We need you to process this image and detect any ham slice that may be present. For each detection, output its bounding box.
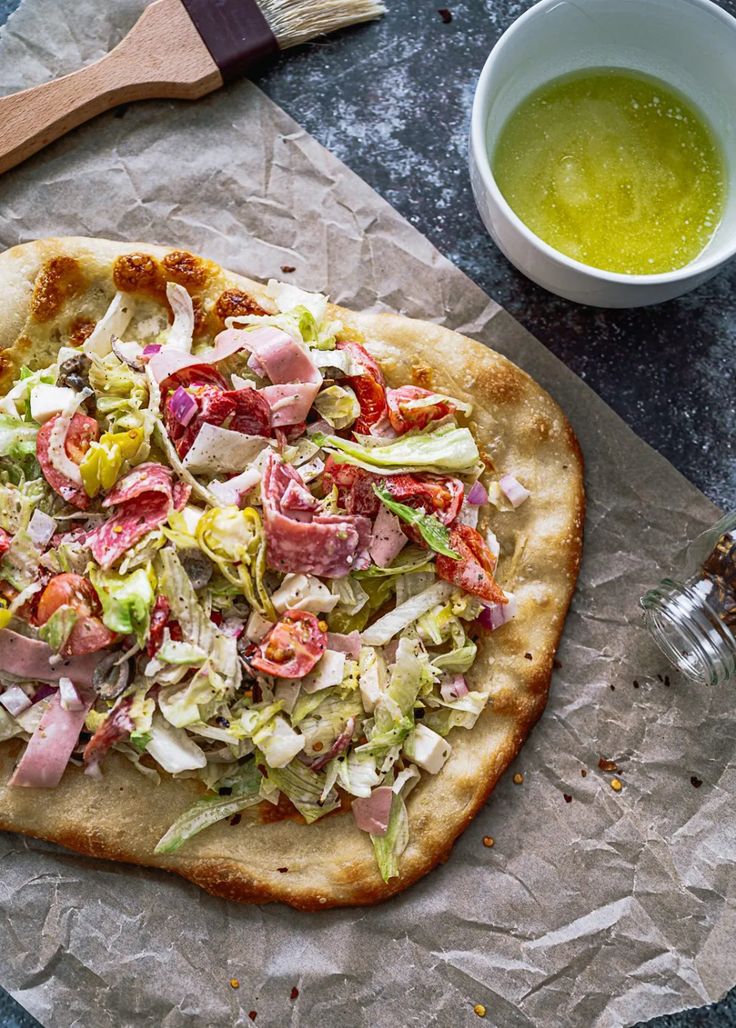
[87,463,190,569]
[9,690,92,789]
[0,629,101,685]
[262,454,370,579]
[352,785,394,835]
[260,383,319,427]
[326,631,362,658]
[237,328,321,388]
[369,504,407,567]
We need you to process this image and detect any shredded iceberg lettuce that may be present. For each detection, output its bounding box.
[314,424,480,476]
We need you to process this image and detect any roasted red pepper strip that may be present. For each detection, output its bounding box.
[436,525,507,605]
[336,341,387,434]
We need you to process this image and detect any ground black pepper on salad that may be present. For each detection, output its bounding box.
[0,276,530,881]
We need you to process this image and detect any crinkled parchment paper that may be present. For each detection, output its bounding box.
[0,2,733,1026]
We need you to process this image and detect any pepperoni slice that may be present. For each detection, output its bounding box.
[337,341,387,434]
[436,525,507,605]
[251,610,327,678]
[36,413,99,510]
[386,385,456,434]
[35,573,116,656]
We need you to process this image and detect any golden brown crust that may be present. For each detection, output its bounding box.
[0,237,585,909]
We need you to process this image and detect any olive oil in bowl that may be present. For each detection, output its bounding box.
[492,69,726,275]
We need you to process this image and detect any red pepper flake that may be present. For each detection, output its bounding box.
[656,673,664,683]
[664,674,671,687]
[563,793,572,803]
[248,1012,257,1022]
[277,867,289,873]
[524,652,532,660]
[281,265,296,273]
[512,772,524,785]
[482,835,494,848]
[290,987,299,1001]
[598,757,619,773]
[690,775,703,788]
[437,7,453,22]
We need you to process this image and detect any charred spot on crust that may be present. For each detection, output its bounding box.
[214,288,269,326]
[191,295,210,338]
[475,362,525,405]
[30,256,85,322]
[162,249,210,289]
[112,252,165,299]
[411,362,434,390]
[68,317,95,347]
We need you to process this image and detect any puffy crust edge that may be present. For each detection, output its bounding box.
[0,237,584,909]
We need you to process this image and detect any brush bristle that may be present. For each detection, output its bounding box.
[259,0,386,49]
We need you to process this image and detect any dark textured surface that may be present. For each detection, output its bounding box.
[0,0,734,1026]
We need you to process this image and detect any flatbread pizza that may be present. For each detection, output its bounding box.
[0,237,583,909]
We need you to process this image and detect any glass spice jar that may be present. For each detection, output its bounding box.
[641,512,736,685]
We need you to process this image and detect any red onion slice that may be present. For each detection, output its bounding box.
[478,591,517,631]
[0,685,32,716]
[168,386,198,426]
[499,474,530,508]
[440,674,469,702]
[466,480,488,505]
[111,337,144,371]
[58,676,85,711]
[28,509,57,548]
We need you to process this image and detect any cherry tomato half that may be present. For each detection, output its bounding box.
[337,341,387,434]
[435,525,507,605]
[386,385,456,434]
[36,413,100,510]
[36,573,116,656]
[321,455,381,517]
[251,610,327,678]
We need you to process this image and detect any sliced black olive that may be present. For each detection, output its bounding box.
[57,353,92,391]
[179,547,213,591]
[92,650,132,700]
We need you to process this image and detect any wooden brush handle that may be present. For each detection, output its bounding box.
[0,0,222,176]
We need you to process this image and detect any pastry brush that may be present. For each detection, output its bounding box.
[0,0,385,175]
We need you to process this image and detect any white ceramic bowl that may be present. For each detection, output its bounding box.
[469,0,736,308]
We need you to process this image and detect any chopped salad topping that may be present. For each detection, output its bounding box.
[0,276,530,881]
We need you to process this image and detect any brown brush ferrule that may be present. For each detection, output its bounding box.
[180,0,279,82]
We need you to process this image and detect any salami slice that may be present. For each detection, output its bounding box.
[83,695,134,772]
[262,454,371,578]
[88,463,189,568]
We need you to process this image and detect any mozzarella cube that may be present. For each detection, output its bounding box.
[359,650,387,714]
[272,573,338,614]
[30,384,77,424]
[402,724,452,774]
[302,650,346,694]
[256,715,304,768]
[246,609,274,644]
